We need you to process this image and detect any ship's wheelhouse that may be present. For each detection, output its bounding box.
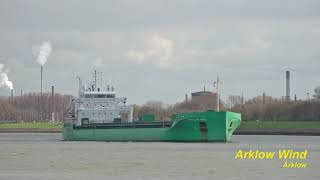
[73,75,133,125]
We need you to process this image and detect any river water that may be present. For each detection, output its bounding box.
[0,133,319,180]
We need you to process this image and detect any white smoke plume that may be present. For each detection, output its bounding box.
[0,64,13,90]
[34,41,52,66]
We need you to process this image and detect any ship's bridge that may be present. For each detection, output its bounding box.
[83,91,116,99]
[73,73,133,125]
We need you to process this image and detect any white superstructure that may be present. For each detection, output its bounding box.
[73,72,133,125]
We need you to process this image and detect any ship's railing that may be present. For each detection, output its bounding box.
[74,121,172,129]
[64,118,77,124]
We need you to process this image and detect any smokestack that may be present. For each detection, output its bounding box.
[286,70,290,101]
[185,94,188,102]
[51,85,54,96]
[11,89,14,101]
[41,66,43,95]
[34,41,52,95]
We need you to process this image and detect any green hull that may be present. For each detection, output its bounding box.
[63,111,241,142]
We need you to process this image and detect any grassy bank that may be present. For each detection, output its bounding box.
[239,121,320,129]
[0,123,62,129]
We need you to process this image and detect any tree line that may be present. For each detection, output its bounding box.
[0,93,71,122]
[229,94,320,121]
[0,86,319,122]
[133,86,320,121]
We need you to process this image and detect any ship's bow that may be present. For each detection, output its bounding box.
[225,112,241,141]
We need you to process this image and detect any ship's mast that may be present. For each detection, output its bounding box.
[77,76,82,97]
[94,70,97,91]
[214,76,222,112]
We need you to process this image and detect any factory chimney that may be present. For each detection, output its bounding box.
[286,70,290,101]
[11,89,14,101]
[41,66,43,95]
[51,85,54,96]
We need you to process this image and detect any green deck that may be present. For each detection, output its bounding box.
[63,111,241,142]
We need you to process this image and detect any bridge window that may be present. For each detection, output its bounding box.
[95,94,107,98]
[107,94,115,98]
[85,94,93,98]
[85,94,115,98]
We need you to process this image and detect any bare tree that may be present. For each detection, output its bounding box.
[0,93,72,123]
[313,86,320,100]
[227,95,242,108]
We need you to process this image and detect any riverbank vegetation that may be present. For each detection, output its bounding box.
[0,86,319,123]
[0,93,71,123]
[133,86,320,122]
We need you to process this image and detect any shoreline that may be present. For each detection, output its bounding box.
[0,128,320,136]
[234,128,320,136]
[0,128,61,133]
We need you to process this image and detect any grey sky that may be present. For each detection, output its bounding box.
[0,0,319,104]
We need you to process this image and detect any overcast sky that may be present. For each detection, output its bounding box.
[0,0,319,104]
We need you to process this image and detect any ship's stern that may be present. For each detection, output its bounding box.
[62,118,76,140]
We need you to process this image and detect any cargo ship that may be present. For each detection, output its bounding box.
[63,72,241,142]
